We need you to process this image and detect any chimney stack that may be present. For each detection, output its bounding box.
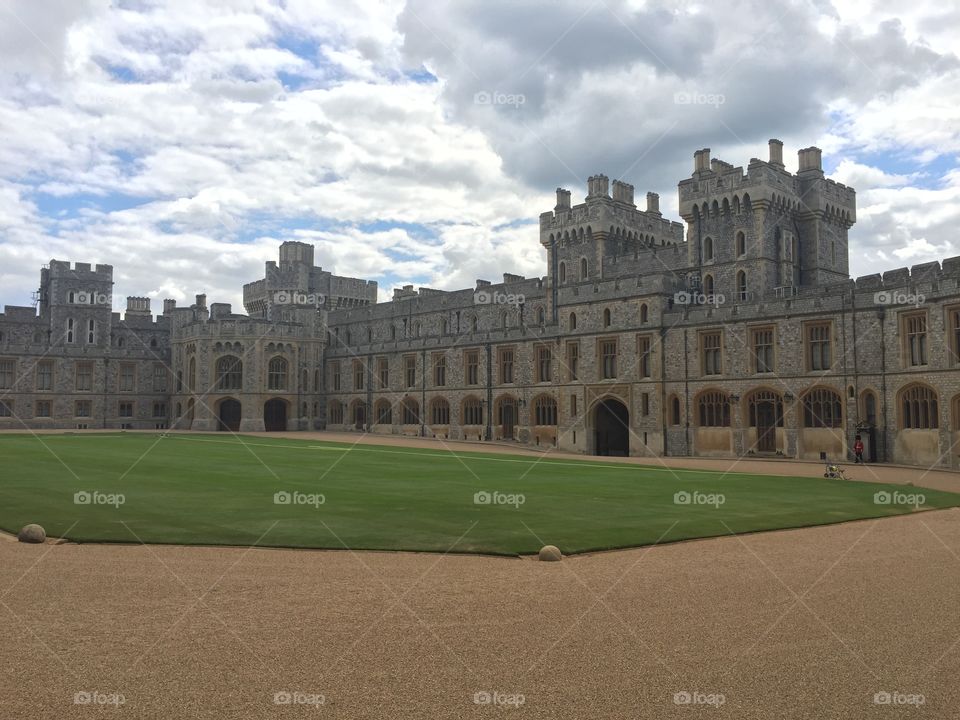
[646,192,661,214]
[693,148,711,173]
[163,299,176,314]
[555,188,571,211]
[768,138,784,167]
[798,146,823,174]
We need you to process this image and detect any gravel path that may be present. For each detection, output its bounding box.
[3,508,959,719]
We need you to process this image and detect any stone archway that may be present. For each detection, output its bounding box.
[594,398,629,456]
[217,398,241,432]
[264,398,288,432]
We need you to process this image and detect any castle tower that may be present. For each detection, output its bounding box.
[40,260,114,348]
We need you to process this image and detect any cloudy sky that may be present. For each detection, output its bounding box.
[0,0,958,313]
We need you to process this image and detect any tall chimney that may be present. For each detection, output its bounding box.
[694,148,712,173]
[646,192,661,214]
[798,146,823,173]
[163,299,176,314]
[768,138,784,167]
[555,188,571,211]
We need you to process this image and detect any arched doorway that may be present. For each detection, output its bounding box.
[217,398,241,432]
[594,398,629,456]
[264,398,288,432]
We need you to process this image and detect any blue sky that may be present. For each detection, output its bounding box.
[0,0,958,312]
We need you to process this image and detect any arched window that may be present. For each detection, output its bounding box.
[440,318,448,335]
[697,391,730,427]
[267,356,288,390]
[736,271,747,300]
[736,231,745,256]
[670,395,681,426]
[401,398,420,425]
[703,274,715,297]
[537,307,545,325]
[472,315,479,332]
[603,308,611,328]
[463,397,483,425]
[580,257,588,280]
[375,399,392,425]
[569,312,577,330]
[66,318,75,343]
[533,395,558,425]
[87,319,96,344]
[216,356,242,391]
[188,357,196,391]
[802,388,842,428]
[862,390,878,425]
[431,398,450,424]
[559,262,566,283]
[900,384,938,429]
[704,236,713,261]
[640,304,648,323]
[314,369,320,392]
[328,401,344,424]
[500,311,509,329]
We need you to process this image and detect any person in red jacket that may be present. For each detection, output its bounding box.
[853,434,864,464]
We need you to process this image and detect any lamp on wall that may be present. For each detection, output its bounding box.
[784,391,794,403]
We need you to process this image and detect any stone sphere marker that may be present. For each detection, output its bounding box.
[17,524,46,544]
[538,545,562,562]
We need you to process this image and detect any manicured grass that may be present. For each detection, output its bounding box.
[0,432,957,555]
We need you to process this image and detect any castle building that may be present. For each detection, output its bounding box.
[2,141,959,469]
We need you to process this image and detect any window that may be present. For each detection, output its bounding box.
[216,356,242,391]
[638,335,652,378]
[0,359,14,389]
[0,400,12,417]
[314,369,320,392]
[268,357,288,390]
[536,307,545,326]
[751,327,774,373]
[329,361,341,391]
[640,304,648,323]
[580,258,588,279]
[736,231,745,257]
[351,401,366,426]
[559,262,566,283]
[903,313,928,366]
[670,395,681,425]
[188,357,196,391]
[118,402,134,418]
[471,315,479,332]
[440,318,448,335]
[66,318,75,343]
[703,274,715,297]
[433,354,446,386]
[36,400,52,418]
[463,397,483,425]
[75,400,91,418]
[566,342,579,381]
[950,308,960,363]
[153,364,167,393]
[697,391,730,427]
[536,346,552,383]
[152,402,167,418]
[569,312,577,330]
[405,356,416,388]
[641,392,650,416]
[701,331,722,375]
[465,351,479,386]
[533,395,557,425]
[36,361,53,391]
[900,385,938,429]
[431,398,450,424]
[570,394,577,417]
[600,339,617,379]
[737,271,747,301]
[748,391,784,427]
[603,308,612,327]
[401,398,420,425]
[353,360,365,390]
[328,401,344,424]
[862,390,878,425]
[499,348,514,384]
[119,363,136,392]
[75,362,93,392]
[375,400,392,425]
[807,323,832,371]
[802,388,842,428]
[704,236,713,261]
[87,319,95,344]
[378,358,389,389]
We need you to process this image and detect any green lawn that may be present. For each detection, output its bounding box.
[0,432,956,556]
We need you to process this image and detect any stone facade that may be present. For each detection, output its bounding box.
[2,142,959,469]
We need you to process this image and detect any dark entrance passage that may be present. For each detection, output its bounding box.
[756,401,777,452]
[264,398,287,432]
[594,398,629,456]
[217,399,241,432]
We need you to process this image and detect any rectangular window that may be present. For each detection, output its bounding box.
[75,361,93,392]
[807,323,832,371]
[536,346,552,383]
[0,400,12,417]
[87,319,96,344]
[329,362,341,391]
[0,359,16,389]
[153,364,167,392]
[433,354,446,386]
[465,351,479,386]
[119,363,135,392]
[566,342,579,381]
[353,361,365,390]
[378,358,389,389]
[152,402,167,418]
[66,318,75,343]
[36,361,54,391]
[642,392,650,416]
[600,339,617,379]
[405,356,417,388]
[951,308,960,364]
[701,331,722,376]
[751,327,774,373]
[36,400,51,418]
[118,402,134,418]
[570,394,577,417]
[904,313,928,366]
[75,400,91,418]
[637,335,652,379]
[499,348,514,384]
